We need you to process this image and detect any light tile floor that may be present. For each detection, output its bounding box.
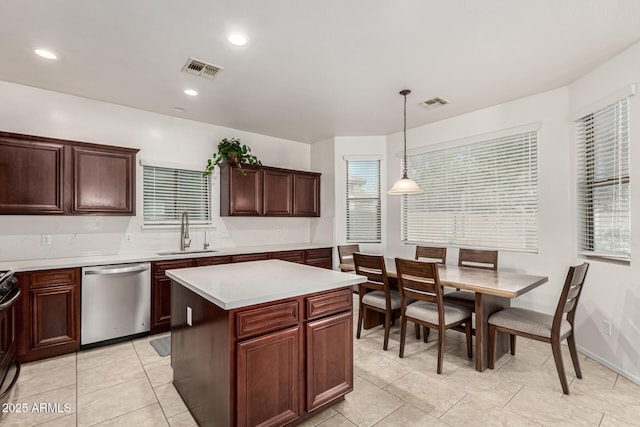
[3,297,640,426]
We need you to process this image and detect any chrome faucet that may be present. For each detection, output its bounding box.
[204,231,210,250]
[180,211,191,251]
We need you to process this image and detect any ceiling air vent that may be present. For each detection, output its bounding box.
[420,97,449,109]
[181,57,223,80]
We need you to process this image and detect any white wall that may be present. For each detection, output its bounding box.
[567,41,640,381]
[0,81,312,261]
[334,136,388,256]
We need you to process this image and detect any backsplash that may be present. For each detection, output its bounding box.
[0,215,314,262]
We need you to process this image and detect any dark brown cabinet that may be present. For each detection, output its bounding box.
[72,146,136,214]
[0,131,138,215]
[15,268,81,363]
[293,172,321,217]
[305,248,333,269]
[236,326,301,426]
[171,281,352,427]
[151,259,193,334]
[232,253,270,263]
[220,162,321,217]
[0,135,64,213]
[263,168,293,216]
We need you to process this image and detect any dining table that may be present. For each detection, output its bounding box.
[340,257,548,372]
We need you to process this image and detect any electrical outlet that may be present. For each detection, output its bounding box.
[220,231,232,239]
[41,235,51,246]
[603,320,612,336]
[125,233,133,242]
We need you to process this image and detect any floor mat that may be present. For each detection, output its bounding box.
[149,336,171,357]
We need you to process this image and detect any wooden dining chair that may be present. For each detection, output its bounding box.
[443,248,499,311]
[415,246,447,264]
[338,244,360,272]
[487,263,589,395]
[395,258,473,374]
[353,252,401,350]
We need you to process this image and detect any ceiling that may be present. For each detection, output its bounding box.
[1,1,639,143]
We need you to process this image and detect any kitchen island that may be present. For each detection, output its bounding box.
[167,260,365,427]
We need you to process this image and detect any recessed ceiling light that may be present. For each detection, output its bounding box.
[34,49,57,60]
[228,33,248,47]
[174,106,186,112]
[184,89,198,96]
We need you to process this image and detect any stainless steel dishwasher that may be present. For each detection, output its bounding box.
[81,262,151,347]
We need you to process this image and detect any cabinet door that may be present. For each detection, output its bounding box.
[221,164,262,216]
[0,135,64,214]
[237,326,301,427]
[151,259,193,334]
[151,276,172,334]
[263,168,293,216]
[306,312,353,411]
[293,172,320,217]
[31,284,80,352]
[72,146,136,214]
[306,248,333,270]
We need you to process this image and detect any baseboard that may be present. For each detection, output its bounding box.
[577,344,640,385]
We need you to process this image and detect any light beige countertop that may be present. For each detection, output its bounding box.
[167,259,364,309]
[0,243,333,272]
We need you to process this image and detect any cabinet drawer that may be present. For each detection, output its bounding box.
[232,253,270,263]
[30,268,77,289]
[153,259,193,276]
[236,301,300,340]
[194,256,232,267]
[306,289,352,320]
[270,250,305,263]
[306,248,332,260]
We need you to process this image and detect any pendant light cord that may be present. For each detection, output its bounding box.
[402,90,408,179]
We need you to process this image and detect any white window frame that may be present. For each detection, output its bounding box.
[576,92,632,261]
[401,126,539,252]
[141,160,212,227]
[345,156,382,243]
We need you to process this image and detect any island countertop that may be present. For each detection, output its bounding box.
[166,259,365,310]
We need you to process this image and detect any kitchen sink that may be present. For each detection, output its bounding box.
[156,249,218,256]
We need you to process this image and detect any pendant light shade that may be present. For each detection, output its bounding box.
[388,89,422,195]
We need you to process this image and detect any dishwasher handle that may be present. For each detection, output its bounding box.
[84,263,150,276]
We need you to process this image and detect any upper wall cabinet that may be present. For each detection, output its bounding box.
[220,163,320,217]
[0,131,138,215]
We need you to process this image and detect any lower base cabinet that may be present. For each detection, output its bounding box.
[172,283,353,427]
[237,327,301,427]
[15,268,81,363]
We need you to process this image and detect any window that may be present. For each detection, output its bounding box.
[346,159,381,242]
[576,97,630,261]
[142,163,211,226]
[401,130,538,251]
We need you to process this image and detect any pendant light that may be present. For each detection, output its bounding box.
[388,89,423,195]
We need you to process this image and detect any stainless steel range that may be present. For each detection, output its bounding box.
[0,270,20,403]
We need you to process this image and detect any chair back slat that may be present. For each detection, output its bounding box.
[415,246,447,264]
[338,244,360,266]
[353,253,388,293]
[554,263,589,327]
[458,248,498,270]
[395,258,443,315]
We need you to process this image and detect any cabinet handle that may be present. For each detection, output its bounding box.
[84,264,150,276]
[0,288,21,310]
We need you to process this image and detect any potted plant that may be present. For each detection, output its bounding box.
[203,137,262,176]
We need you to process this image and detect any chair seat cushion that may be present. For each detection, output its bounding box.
[443,290,475,303]
[488,307,572,339]
[405,300,471,326]
[362,289,402,310]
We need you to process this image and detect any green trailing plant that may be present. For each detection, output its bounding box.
[203,137,262,176]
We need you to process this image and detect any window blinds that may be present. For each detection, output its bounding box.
[346,159,381,242]
[401,131,538,251]
[143,165,211,225]
[576,97,630,260]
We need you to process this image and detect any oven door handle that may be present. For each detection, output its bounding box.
[84,264,150,276]
[0,288,21,311]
